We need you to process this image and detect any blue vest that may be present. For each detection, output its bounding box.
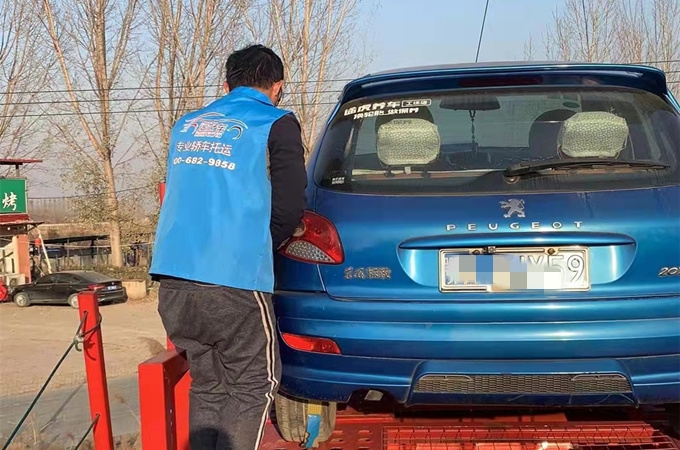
[150,87,290,293]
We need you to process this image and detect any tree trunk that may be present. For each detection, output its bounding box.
[103,161,123,267]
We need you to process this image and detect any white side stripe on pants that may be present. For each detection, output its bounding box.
[253,291,278,450]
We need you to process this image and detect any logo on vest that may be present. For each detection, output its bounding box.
[181,112,248,139]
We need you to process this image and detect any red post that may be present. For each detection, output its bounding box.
[78,291,114,450]
[174,370,191,448]
[138,349,190,450]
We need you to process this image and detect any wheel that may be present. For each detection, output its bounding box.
[14,293,30,307]
[68,294,79,309]
[274,393,336,446]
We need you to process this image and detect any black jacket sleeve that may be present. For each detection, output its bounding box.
[268,113,308,250]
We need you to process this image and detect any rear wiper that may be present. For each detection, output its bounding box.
[503,158,670,178]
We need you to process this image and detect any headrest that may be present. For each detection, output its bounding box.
[375,107,434,132]
[376,118,440,166]
[557,111,629,158]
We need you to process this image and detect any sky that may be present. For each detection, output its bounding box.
[29,0,564,199]
[364,0,561,73]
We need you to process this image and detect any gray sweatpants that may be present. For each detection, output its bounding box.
[157,277,281,450]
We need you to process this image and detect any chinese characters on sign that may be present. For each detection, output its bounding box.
[343,99,432,120]
[176,141,232,156]
[0,179,27,214]
[2,192,17,211]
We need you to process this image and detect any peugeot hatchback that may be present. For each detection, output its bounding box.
[271,62,680,444]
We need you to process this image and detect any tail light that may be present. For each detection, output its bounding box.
[281,332,341,355]
[279,211,344,264]
[88,284,105,291]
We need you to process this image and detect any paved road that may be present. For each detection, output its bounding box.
[0,375,140,446]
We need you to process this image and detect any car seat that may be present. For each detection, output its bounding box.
[528,109,577,160]
[557,111,629,158]
[374,106,435,132]
[375,117,441,177]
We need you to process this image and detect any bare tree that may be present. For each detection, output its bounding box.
[39,0,142,267]
[524,35,536,61]
[638,0,680,92]
[541,0,679,95]
[544,0,618,62]
[138,0,248,174]
[246,0,377,154]
[0,0,52,165]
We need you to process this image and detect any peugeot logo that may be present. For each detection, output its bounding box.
[500,199,526,218]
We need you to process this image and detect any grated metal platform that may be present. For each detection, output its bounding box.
[138,349,680,450]
[259,408,680,450]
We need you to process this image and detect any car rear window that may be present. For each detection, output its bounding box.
[78,271,117,283]
[314,86,680,194]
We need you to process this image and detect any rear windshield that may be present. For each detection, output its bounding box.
[78,271,117,283]
[314,86,680,194]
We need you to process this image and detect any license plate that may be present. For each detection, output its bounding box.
[106,285,118,291]
[439,246,590,292]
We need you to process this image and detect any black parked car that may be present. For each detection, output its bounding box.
[12,270,128,308]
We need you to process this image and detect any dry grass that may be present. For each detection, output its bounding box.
[138,336,165,358]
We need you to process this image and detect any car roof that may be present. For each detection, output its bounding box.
[49,270,110,278]
[362,61,572,77]
[339,61,669,103]
[356,60,665,80]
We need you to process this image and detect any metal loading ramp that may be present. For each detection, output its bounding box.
[138,349,680,450]
[259,408,680,450]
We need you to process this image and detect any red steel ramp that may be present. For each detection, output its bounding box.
[139,349,680,450]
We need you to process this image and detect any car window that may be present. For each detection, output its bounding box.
[54,274,79,284]
[78,271,116,283]
[315,86,680,195]
[36,274,57,284]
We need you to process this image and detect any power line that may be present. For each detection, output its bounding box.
[0,90,344,108]
[4,77,680,118]
[0,102,340,119]
[2,60,678,99]
[2,58,679,97]
[29,184,156,200]
[0,78,354,97]
[634,59,680,65]
[475,0,491,63]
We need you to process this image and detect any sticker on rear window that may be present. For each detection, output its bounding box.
[342,99,431,120]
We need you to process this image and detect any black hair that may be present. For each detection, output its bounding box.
[225,44,284,90]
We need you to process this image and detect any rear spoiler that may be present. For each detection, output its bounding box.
[339,63,669,104]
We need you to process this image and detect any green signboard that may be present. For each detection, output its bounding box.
[0,179,27,214]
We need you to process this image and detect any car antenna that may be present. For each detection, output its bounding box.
[475,0,491,63]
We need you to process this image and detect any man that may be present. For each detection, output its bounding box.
[150,44,307,449]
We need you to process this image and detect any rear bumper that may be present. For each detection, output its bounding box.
[96,288,128,303]
[273,291,680,406]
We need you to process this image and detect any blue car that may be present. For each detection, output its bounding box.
[272,62,680,443]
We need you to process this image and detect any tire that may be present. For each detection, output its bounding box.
[14,293,30,307]
[68,294,79,309]
[274,393,336,446]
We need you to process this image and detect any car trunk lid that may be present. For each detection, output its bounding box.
[313,185,680,301]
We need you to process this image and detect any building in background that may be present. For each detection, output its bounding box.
[0,159,43,296]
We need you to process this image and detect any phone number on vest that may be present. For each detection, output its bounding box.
[172,156,236,170]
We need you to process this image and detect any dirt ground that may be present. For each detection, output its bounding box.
[0,295,167,397]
